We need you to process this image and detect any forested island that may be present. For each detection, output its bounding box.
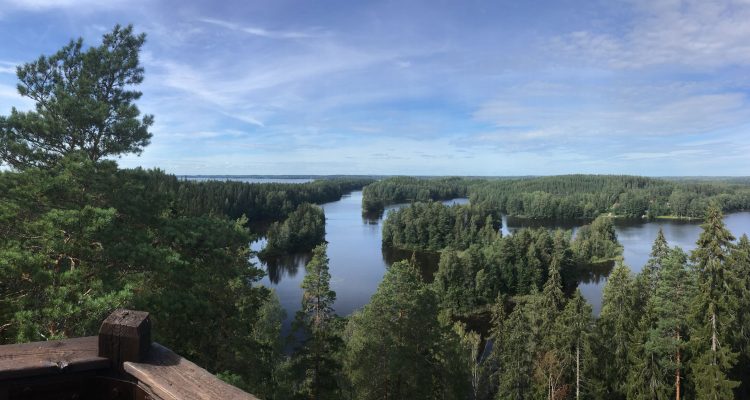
[364,175,750,220]
[2,25,750,400]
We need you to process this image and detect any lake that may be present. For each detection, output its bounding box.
[255,190,750,333]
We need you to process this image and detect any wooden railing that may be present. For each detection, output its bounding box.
[0,309,259,400]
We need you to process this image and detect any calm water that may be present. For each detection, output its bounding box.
[256,190,750,331]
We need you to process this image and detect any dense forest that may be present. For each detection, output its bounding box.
[173,177,373,222]
[261,203,326,257]
[363,175,750,220]
[3,25,750,400]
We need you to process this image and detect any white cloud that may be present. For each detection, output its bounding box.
[197,18,328,40]
[0,0,131,11]
[473,84,750,140]
[553,0,750,69]
[619,149,706,160]
[0,61,16,74]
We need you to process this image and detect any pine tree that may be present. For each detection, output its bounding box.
[292,244,342,400]
[0,25,153,169]
[690,205,739,399]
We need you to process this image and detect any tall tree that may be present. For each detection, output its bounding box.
[290,244,342,400]
[644,228,670,285]
[556,290,593,400]
[0,25,153,169]
[730,234,750,398]
[690,205,739,399]
[595,262,637,399]
[345,260,468,400]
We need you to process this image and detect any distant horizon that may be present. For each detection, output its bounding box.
[178,173,750,178]
[2,0,750,175]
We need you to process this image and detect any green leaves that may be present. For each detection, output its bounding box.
[1,24,152,169]
[346,260,468,400]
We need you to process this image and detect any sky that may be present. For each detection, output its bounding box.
[1,0,749,176]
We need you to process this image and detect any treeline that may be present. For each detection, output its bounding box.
[382,202,500,251]
[261,203,326,257]
[362,175,750,220]
[362,176,473,214]
[173,177,373,222]
[249,207,750,399]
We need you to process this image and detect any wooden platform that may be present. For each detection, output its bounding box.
[0,310,258,400]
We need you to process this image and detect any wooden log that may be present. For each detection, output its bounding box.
[124,343,259,400]
[98,309,151,370]
[0,336,108,381]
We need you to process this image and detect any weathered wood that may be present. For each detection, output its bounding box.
[99,309,151,369]
[0,336,108,381]
[124,343,259,400]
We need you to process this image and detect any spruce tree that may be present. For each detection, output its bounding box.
[596,262,637,399]
[690,205,739,399]
[345,260,468,400]
[292,244,342,400]
[557,290,593,400]
[730,234,750,398]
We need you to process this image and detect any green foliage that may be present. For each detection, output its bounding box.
[364,175,750,220]
[289,244,343,400]
[382,201,499,251]
[595,262,637,399]
[0,157,273,390]
[362,176,472,214]
[345,260,469,400]
[0,25,153,169]
[263,203,325,256]
[571,215,622,262]
[174,177,372,221]
[690,205,740,398]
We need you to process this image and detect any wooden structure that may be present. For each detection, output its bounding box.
[0,309,259,400]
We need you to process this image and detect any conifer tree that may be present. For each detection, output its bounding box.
[596,262,637,399]
[541,256,565,328]
[643,228,670,289]
[557,290,593,400]
[0,25,153,169]
[730,234,750,397]
[292,244,342,400]
[690,205,739,399]
[345,260,468,400]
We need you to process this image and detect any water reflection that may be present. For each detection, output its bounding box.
[255,189,750,329]
[261,253,311,284]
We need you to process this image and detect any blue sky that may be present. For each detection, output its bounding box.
[1,0,749,175]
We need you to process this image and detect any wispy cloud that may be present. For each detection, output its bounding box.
[198,17,328,40]
[473,85,749,140]
[552,0,750,69]
[0,0,132,11]
[0,61,17,74]
[619,149,706,160]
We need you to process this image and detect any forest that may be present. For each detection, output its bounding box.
[363,175,750,220]
[2,25,750,400]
